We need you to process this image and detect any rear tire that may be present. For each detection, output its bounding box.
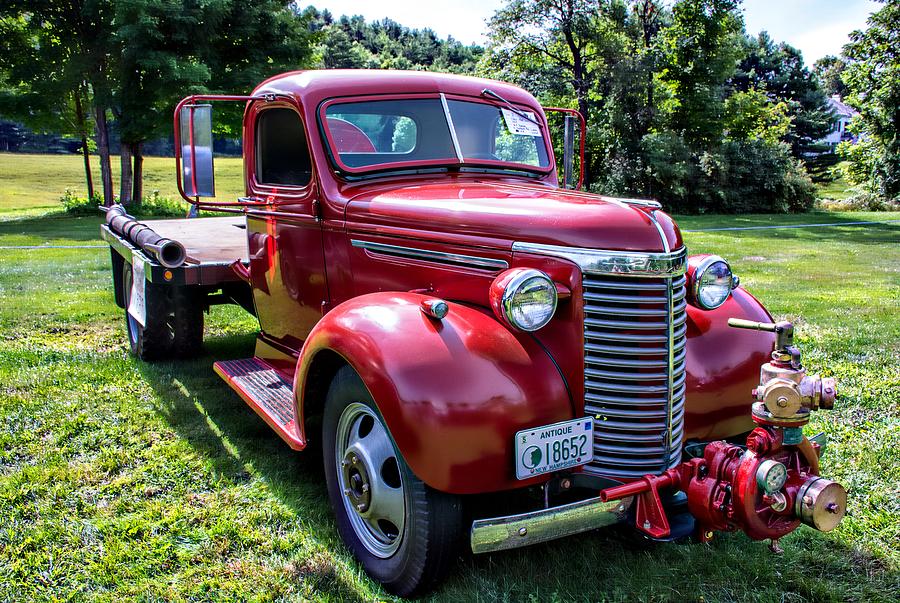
[171,285,204,357]
[322,366,462,597]
[122,261,173,360]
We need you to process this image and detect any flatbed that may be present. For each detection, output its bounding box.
[100,215,248,286]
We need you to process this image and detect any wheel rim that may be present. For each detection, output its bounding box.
[123,267,139,346]
[335,402,406,558]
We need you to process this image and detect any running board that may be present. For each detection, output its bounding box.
[213,358,304,450]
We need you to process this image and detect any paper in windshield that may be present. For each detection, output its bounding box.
[501,108,541,137]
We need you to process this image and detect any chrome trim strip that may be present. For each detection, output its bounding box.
[351,239,509,271]
[440,93,464,163]
[470,496,632,554]
[663,276,675,472]
[646,210,671,253]
[512,242,687,277]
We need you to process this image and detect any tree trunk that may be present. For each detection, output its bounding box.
[120,142,133,205]
[132,142,143,203]
[93,105,114,206]
[74,92,94,199]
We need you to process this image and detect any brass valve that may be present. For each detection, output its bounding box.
[728,318,836,427]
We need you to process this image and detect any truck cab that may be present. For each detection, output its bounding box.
[102,70,847,597]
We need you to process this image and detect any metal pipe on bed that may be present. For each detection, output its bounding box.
[104,204,188,269]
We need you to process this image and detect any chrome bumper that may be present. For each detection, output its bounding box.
[470,495,633,554]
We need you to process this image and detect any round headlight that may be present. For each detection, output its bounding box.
[692,256,735,310]
[490,268,558,331]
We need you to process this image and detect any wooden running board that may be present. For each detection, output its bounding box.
[213,358,305,450]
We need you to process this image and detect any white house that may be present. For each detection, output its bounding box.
[820,95,859,150]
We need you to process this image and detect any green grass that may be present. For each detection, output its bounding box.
[0,153,245,218]
[0,177,898,600]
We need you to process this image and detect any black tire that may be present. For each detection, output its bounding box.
[122,261,173,360]
[171,285,204,357]
[322,366,462,597]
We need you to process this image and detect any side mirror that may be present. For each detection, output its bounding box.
[542,107,585,190]
[563,114,576,190]
[178,104,215,198]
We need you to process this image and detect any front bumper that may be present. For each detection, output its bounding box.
[470,495,633,554]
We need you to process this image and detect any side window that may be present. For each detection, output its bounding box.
[256,108,311,186]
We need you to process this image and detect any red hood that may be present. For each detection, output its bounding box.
[345,181,682,252]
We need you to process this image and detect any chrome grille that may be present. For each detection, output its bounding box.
[582,274,688,480]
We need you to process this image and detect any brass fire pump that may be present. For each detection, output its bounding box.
[600,319,847,546]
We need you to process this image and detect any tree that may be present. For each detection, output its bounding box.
[841,0,900,199]
[0,7,102,200]
[813,55,849,97]
[732,33,832,155]
[486,0,603,127]
[656,0,744,145]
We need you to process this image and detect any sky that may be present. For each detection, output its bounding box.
[308,0,881,65]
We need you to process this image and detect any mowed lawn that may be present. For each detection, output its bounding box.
[0,153,898,601]
[0,152,245,218]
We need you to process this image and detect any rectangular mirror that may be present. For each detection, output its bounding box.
[563,114,575,190]
[179,104,216,198]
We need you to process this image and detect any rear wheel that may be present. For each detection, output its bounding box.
[122,261,173,360]
[322,366,462,597]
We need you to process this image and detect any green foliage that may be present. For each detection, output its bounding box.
[816,188,900,211]
[723,88,791,144]
[732,33,834,155]
[656,0,743,145]
[309,10,482,73]
[813,55,849,97]
[641,133,816,213]
[841,0,900,200]
[485,0,830,213]
[59,190,104,216]
[59,189,188,218]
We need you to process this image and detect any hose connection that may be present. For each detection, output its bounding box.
[599,319,846,547]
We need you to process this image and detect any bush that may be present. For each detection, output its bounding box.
[60,190,104,215]
[639,134,816,213]
[59,190,190,218]
[816,189,900,212]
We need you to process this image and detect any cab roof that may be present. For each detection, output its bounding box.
[252,69,542,110]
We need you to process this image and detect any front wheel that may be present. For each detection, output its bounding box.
[322,366,462,597]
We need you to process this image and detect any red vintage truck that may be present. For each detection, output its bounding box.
[100,70,846,596]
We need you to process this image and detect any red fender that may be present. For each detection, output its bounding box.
[683,287,776,440]
[294,292,572,494]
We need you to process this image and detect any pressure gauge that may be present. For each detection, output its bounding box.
[756,459,788,494]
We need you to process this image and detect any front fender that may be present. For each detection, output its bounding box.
[684,287,775,440]
[296,292,572,494]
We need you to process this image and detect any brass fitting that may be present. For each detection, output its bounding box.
[728,318,837,427]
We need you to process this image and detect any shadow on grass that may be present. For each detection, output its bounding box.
[135,332,368,602]
[135,334,897,602]
[685,215,900,247]
[0,212,104,242]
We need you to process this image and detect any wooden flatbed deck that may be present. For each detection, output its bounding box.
[143,216,248,264]
[101,215,250,287]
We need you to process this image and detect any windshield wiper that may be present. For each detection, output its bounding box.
[481,89,542,127]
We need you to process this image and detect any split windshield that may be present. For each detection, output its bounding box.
[322,96,551,174]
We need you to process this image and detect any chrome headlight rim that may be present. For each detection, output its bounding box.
[692,255,735,310]
[493,268,558,332]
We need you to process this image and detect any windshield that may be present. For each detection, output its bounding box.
[321,96,551,174]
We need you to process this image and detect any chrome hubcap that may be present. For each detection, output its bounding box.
[335,402,406,558]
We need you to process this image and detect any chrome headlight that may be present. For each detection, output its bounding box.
[691,255,736,310]
[490,268,558,331]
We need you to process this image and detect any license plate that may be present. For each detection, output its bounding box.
[128,256,147,327]
[515,417,592,480]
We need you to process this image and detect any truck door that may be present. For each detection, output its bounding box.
[245,104,328,356]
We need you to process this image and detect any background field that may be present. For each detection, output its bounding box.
[0,152,897,602]
[0,153,245,218]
